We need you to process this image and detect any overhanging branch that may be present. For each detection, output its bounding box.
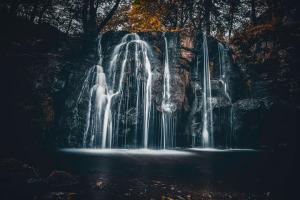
[98,0,121,32]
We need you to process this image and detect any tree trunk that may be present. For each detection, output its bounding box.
[38,0,52,24]
[81,0,121,53]
[204,0,211,35]
[188,0,197,30]
[98,0,121,31]
[251,0,257,25]
[82,0,89,34]
[30,1,39,22]
[228,0,236,40]
[66,6,76,35]
[9,1,20,16]
[66,17,74,35]
[82,0,98,37]
[82,0,121,35]
[88,0,97,35]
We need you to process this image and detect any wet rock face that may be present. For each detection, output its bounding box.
[56,32,297,149]
[59,31,255,148]
[60,31,193,148]
[234,98,263,111]
[230,96,298,149]
[232,99,266,148]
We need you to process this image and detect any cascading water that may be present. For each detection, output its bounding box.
[69,32,237,150]
[218,43,231,103]
[107,33,154,149]
[161,33,176,149]
[201,34,214,147]
[75,34,111,148]
[218,43,233,147]
[76,33,154,149]
[191,38,233,149]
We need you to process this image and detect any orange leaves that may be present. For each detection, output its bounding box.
[128,1,164,32]
[104,0,182,32]
[246,23,273,37]
[127,0,180,32]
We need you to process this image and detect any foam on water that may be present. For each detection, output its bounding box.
[189,148,257,152]
[60,148,194,156]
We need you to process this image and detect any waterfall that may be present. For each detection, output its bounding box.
[105,33,153,148]
[142,41,152,148]
[218,42,233,147]
[76,34,112,148]
[75,33,154,149]
[218,43,231,103]
[161,33,176,149]
[70,32,237,149]
[201,34,214,147]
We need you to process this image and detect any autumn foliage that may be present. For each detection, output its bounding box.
[127,0,180,32]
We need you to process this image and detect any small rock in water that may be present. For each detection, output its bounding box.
[124,192,131,196]
[202,192,213,199]
[40,192,77,200]
[41,192,65,200]
[68,192,77,200]
[27,177,43,184]
[161,196,174,200]
[266,192,271,196]
[94,180,104,189]
[176,195,185,200]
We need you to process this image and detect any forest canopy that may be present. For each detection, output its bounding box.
[1,0,297,42]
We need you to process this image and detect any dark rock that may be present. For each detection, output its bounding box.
[45,171,77,188]
[232,98,268,148]
[0,158,39,183]
[233,98,262,111]
[40,192,77,200]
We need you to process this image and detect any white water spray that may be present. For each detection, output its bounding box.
[76,33,154,149]
[161,33,176,149]
[202,34,214,147]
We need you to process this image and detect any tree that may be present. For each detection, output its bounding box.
[204,0,212,35]
[82,0,121,37]
[37,0,53,24]
[227,0,241,40]
[250,0,257,25]
[29,0,39,22]
[127,0,165,32]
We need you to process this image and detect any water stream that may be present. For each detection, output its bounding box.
[201,34,214,147]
